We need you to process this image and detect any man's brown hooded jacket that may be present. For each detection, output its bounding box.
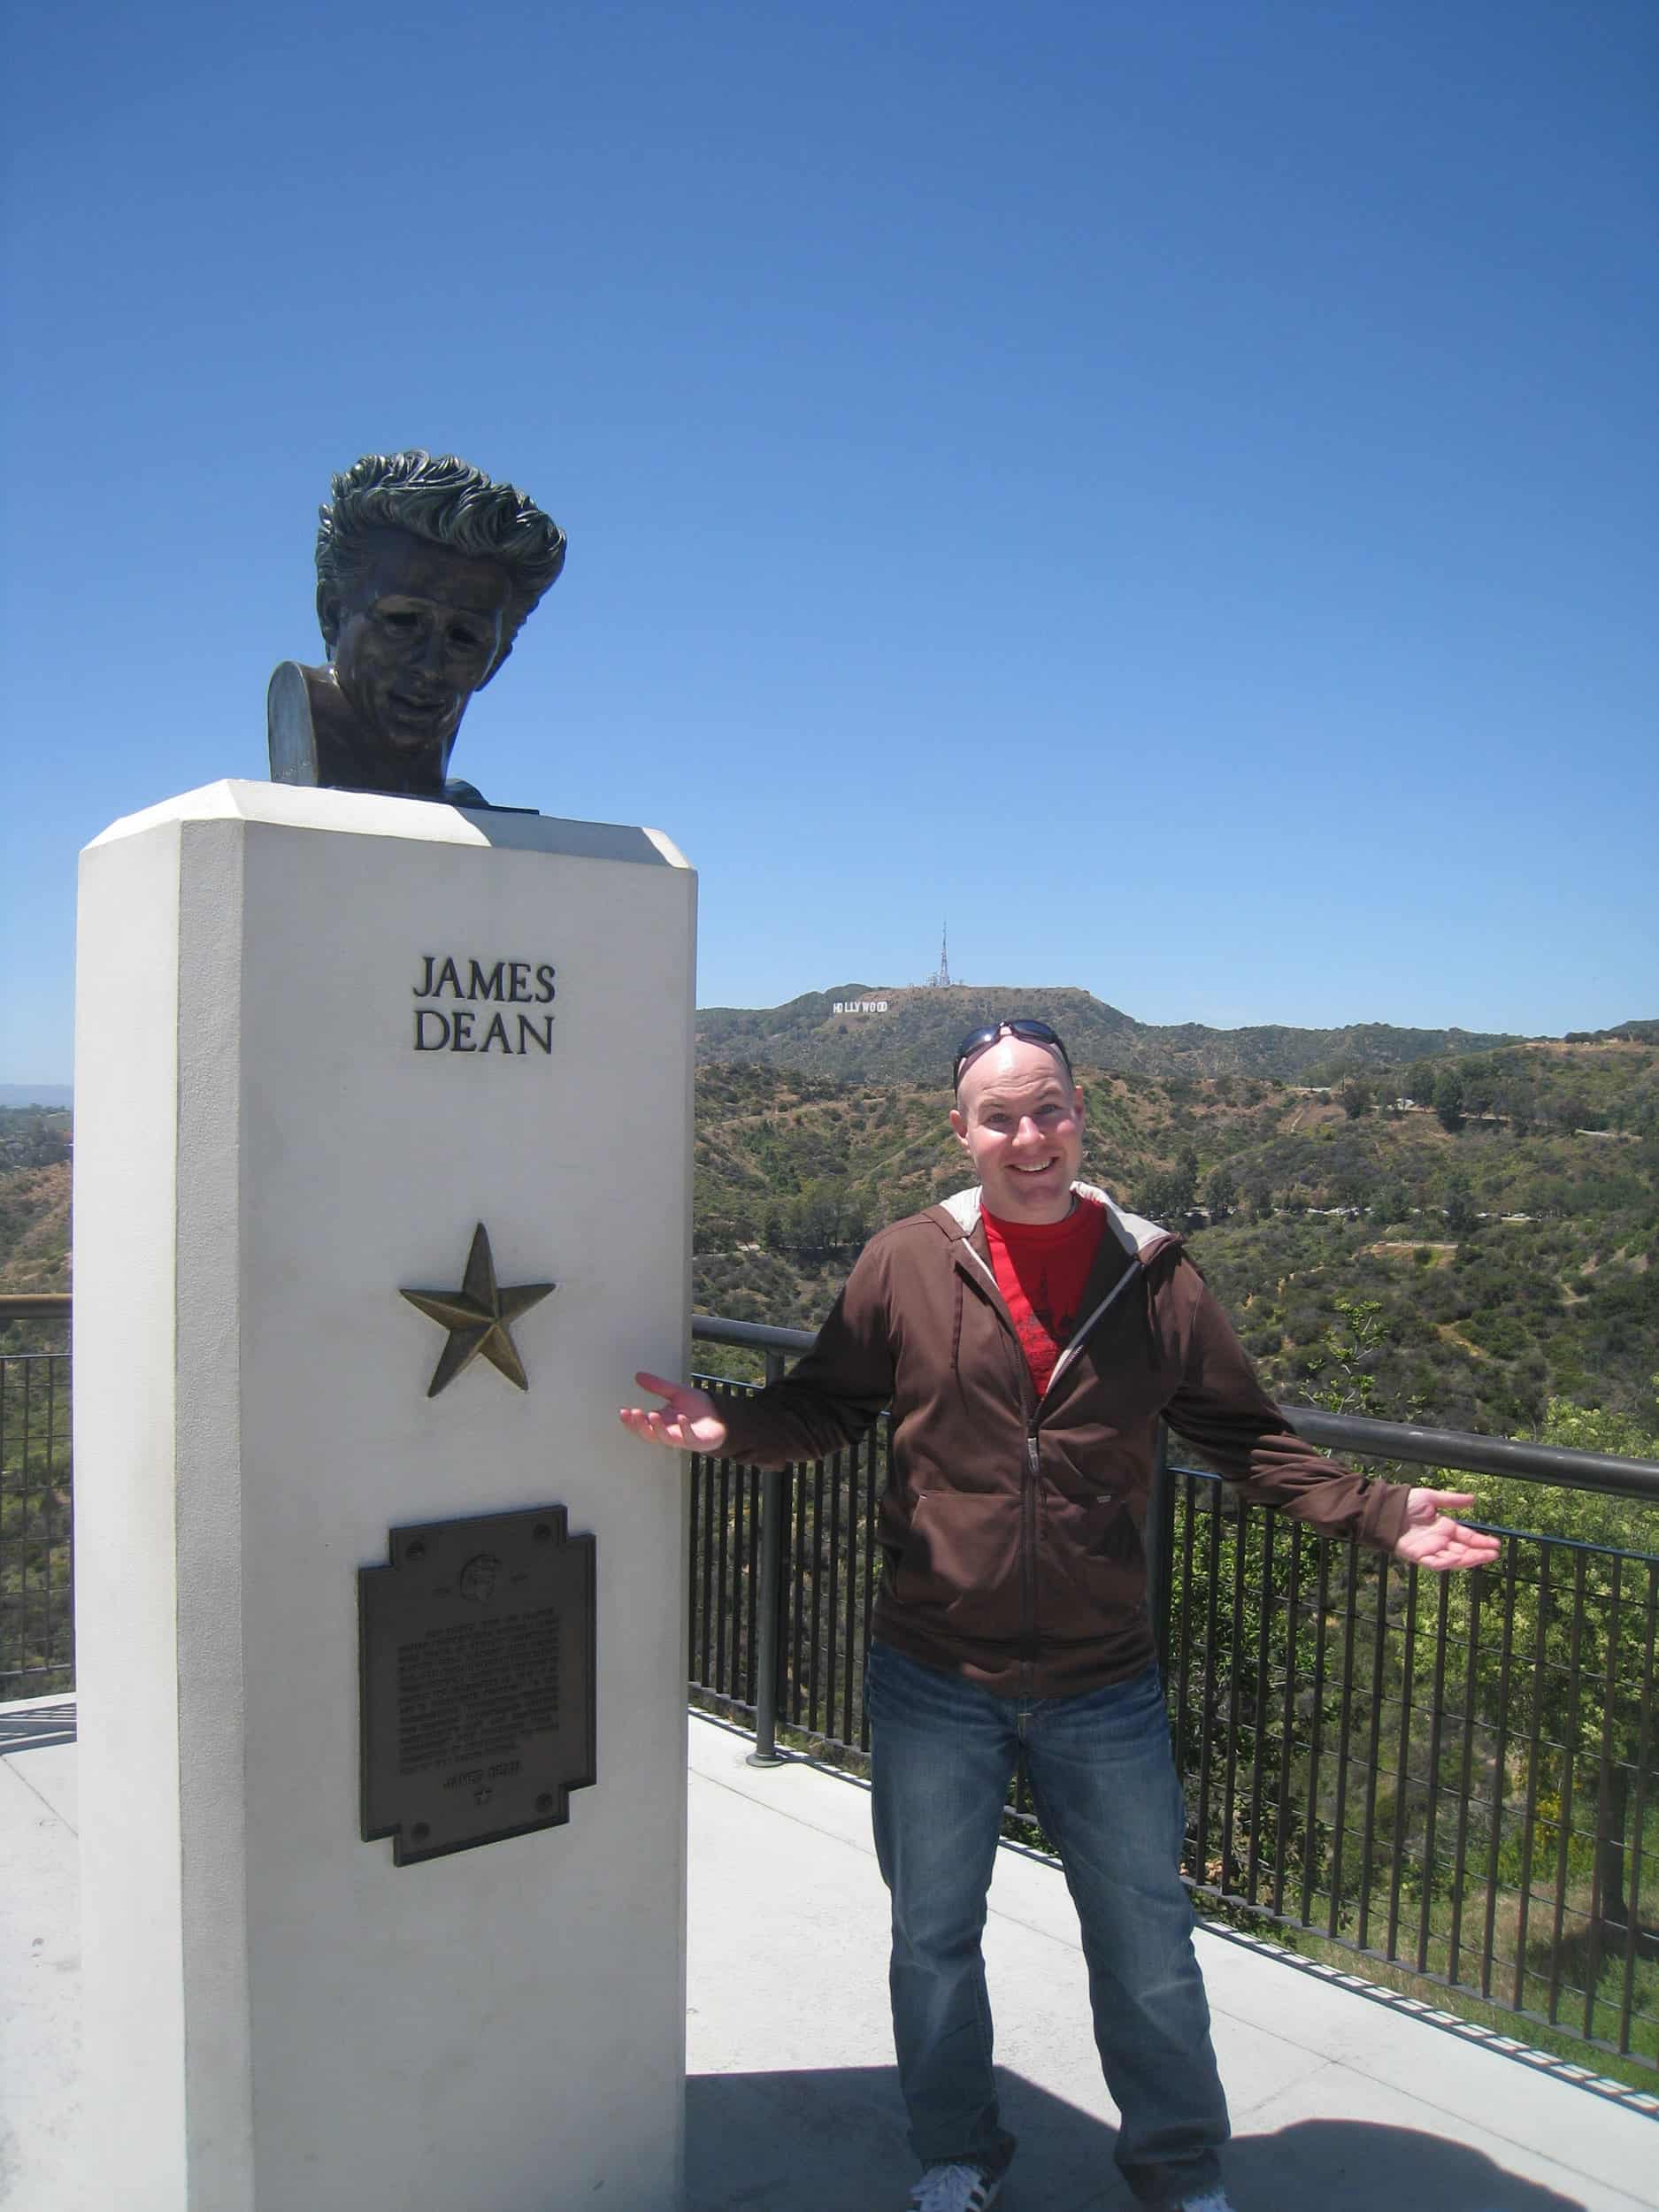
[718,1183,1413,1698]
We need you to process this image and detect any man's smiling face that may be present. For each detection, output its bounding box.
[950,1037,1086,1224]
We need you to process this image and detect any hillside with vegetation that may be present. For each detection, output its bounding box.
[9,1042,1654,2075]
[0,1109,70,1349]
[685,1021,1659,2083]
[696,983,1531,1087]
[693,1036,1658,1442]
[4,1019,1655,1437]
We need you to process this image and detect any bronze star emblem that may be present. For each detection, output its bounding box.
[400,1224,555,1397]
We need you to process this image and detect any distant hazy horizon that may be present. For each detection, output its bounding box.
[0,1086,73,1110]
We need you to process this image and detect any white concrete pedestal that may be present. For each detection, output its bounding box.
[72,781,695,2212]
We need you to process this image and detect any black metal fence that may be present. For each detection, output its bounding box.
[7,1294,1656,2074]
[688,1326,887,1769]
[687,1313,1659,2077]
[0,1297,73,1698]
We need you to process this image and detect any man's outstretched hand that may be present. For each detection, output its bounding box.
[1394,1488,1502,1571]
[618,1372,729,1455]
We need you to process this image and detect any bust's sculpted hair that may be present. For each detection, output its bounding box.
[315,449,566,661]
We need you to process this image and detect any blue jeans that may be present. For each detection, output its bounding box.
[865,1641,1228,2206]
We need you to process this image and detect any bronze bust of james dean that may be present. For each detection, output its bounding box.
[268,450,566,805]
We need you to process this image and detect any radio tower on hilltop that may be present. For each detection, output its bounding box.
[927,924,953,989]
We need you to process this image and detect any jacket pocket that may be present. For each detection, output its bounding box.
[1038,1494,1145,1639]
[892,1490,1025,1644]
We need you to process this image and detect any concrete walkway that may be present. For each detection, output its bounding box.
[0,1696,79,2212]
[684,1715,1657,2210]
[4,1694,1655,2210]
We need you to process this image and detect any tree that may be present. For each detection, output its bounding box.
[1374,1179,1412,1226]
[1494,1071,1540,1134]
[1301,1295,1389,1416]
[1406,1059,1440,1106]
[1240,1171,1275,1221]
[1434,1069,1466,1133]
[1458,1386,1659,1952]
[1142,1161,1197,1222]
[1203,1165,1237,1220]
[1442,1169,1479,1235]
[1460,1057,1496,1117]
[1340,1080,1372,1120]
[1333,1164,1373,1214]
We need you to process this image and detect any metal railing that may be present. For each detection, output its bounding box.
[6,1294,1655,2072]
[0,1295,73,1698]
[687,1311,1659,2077]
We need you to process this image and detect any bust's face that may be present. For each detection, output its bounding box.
[324,526,513,761]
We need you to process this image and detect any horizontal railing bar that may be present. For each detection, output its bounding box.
[692,1313,816,1355]
[1281,1408,1659,1500]
[10,1298,1655,1499]
[692,1313,1659,1501]
[9,1297,1655,1502]
[1167,1462,1659,1561]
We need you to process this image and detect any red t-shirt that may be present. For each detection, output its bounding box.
[982,1198,1108,1399]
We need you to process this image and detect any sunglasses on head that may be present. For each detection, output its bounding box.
[952,1018,1073,1092]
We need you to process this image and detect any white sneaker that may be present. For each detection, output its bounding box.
[907,2162,1004,2212]
[1175,2192,1237,2212]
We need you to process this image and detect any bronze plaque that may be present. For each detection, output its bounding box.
[359,1505,595,1865]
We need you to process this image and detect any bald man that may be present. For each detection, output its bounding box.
[623,1020,1496,2212]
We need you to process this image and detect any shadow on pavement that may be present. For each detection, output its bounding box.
[1224,2118,1592,2211]
[0,1700,76,1755]
[687,2068,1594,2211]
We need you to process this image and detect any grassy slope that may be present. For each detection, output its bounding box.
[692,1044,1658,1431]
[695,982,1525,1086]
[4,1038,1655,1426]
[0,1112,72,1352]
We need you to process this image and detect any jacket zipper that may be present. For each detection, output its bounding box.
[957,1229,1144,1692]
[1045,1258,1143,1399]
[1023,1259,1142,1690]
[1022,1426,1040,1694]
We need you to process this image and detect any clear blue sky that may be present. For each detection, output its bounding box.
[4,0,1654,1084]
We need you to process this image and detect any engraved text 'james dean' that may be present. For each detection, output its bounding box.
[413,954,557,1054]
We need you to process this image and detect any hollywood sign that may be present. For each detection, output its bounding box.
[833,1000,889,1015]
